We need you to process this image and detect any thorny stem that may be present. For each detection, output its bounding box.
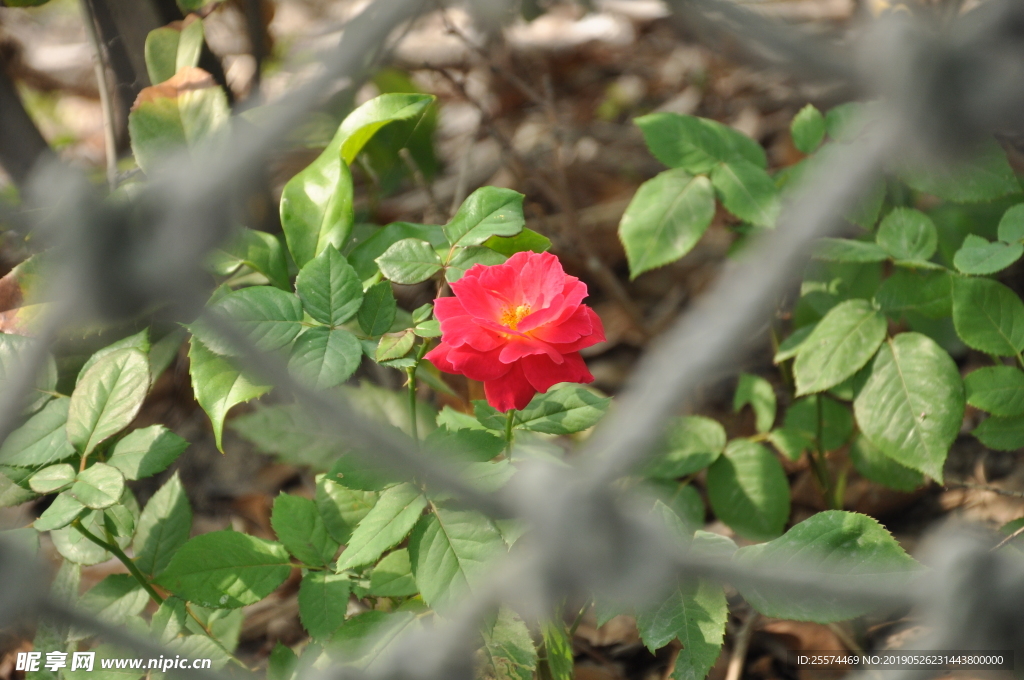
[71,519,164,605]
[504,410,516,460]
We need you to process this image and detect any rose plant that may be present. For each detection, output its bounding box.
[2,10,1023,680]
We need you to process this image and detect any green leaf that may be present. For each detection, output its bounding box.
[336,93,435,166]
[34,492,86,531]
[232,404,338,469]
[134,472,192,577]
[481,607,537,680]
[295,246,363,326]
[28,463,76,493]
[634,113,766,173]
[773,324,815,364]
[128,68,229,173]
[782,395,854,453]
[188,338,270,452]
[298,571,350,639]
[69,463,124,509]
[215,228,290,290]
[853,333,964,481]
[953,234,1023,275]
[997,204,1024,243]
[268,643,299,680]
[0,333,57,414]
[670,580,728,680]
[619,169,716,279]
[144,15,204,85]
[81,574,148,625]
[811,238,888,263]
[326,450,402,492]
[51,510,119,561]
[348,222,447,280]
[413,319,441,338]
[288,327,362,390]
[710,160,780,228]
[328,610,420,671]
[706,439,789,541]
[271,493,339,567]
[951,276,1024,357]
[875,269,952,320]
[67,349,149,457]
[541,621,574,680]
[0,471,34,508]
[793,299,886,396]
[155,530,292,608]
[973,415,1024,451]
[483,228,552,256]
[648,482,705,530]
[194,286,304,357]
[637,578,727,680]
[444,187,526,247]
[278,93,428,267]
[645,416,726,480]
[369,549,418,597]
[336,483,426,571]
[316,475,377,545]
[358,281,397,337]
[900,139,1019,203]
[733,511,919,622]
[791,104,825,154]
[375,238,443,284]
[733,373,776,433]
[409,505,506,612]
[106,425,188,480]
[849,435,922,492]
[876,208,938,262]
[444,246,506,283]
[965,366,1024,416]
[424,426,505,463]
[514,384,611,434]
[375,330,416,363]
[77,330,151,384]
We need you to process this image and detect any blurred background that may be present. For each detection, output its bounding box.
[2,1,1020,678]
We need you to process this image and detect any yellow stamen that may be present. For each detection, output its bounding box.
[499,304,531,330]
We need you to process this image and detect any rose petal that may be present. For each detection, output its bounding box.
[499,336,564,364]
[529,304,593,344]
[521,351,594,393]
[433,296,467,322]
[440,314,504,351]
[447,345,511,381]
[425,342,457,373]
[451,269,511,320]
[484,362,536,412]
[550,307,606,352]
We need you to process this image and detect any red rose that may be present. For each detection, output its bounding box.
[425,251,606,412]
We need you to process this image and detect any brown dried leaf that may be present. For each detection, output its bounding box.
[132,67,217,110]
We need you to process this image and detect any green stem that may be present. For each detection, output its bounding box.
[812,397,840,510]
[71,519,164,605]
[406,342,432,445]
[568,599,591,638]
[504,410,515,460]
[407,367,419,443]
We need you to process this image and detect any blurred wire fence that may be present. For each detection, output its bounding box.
[3,0,1024,679]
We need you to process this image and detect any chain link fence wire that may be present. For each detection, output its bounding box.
[3,0,1024,678]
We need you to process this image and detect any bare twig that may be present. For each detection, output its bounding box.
[725,611,758,680]
[79,0,118,190]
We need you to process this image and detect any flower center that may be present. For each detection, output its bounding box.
[499,304,531,330]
